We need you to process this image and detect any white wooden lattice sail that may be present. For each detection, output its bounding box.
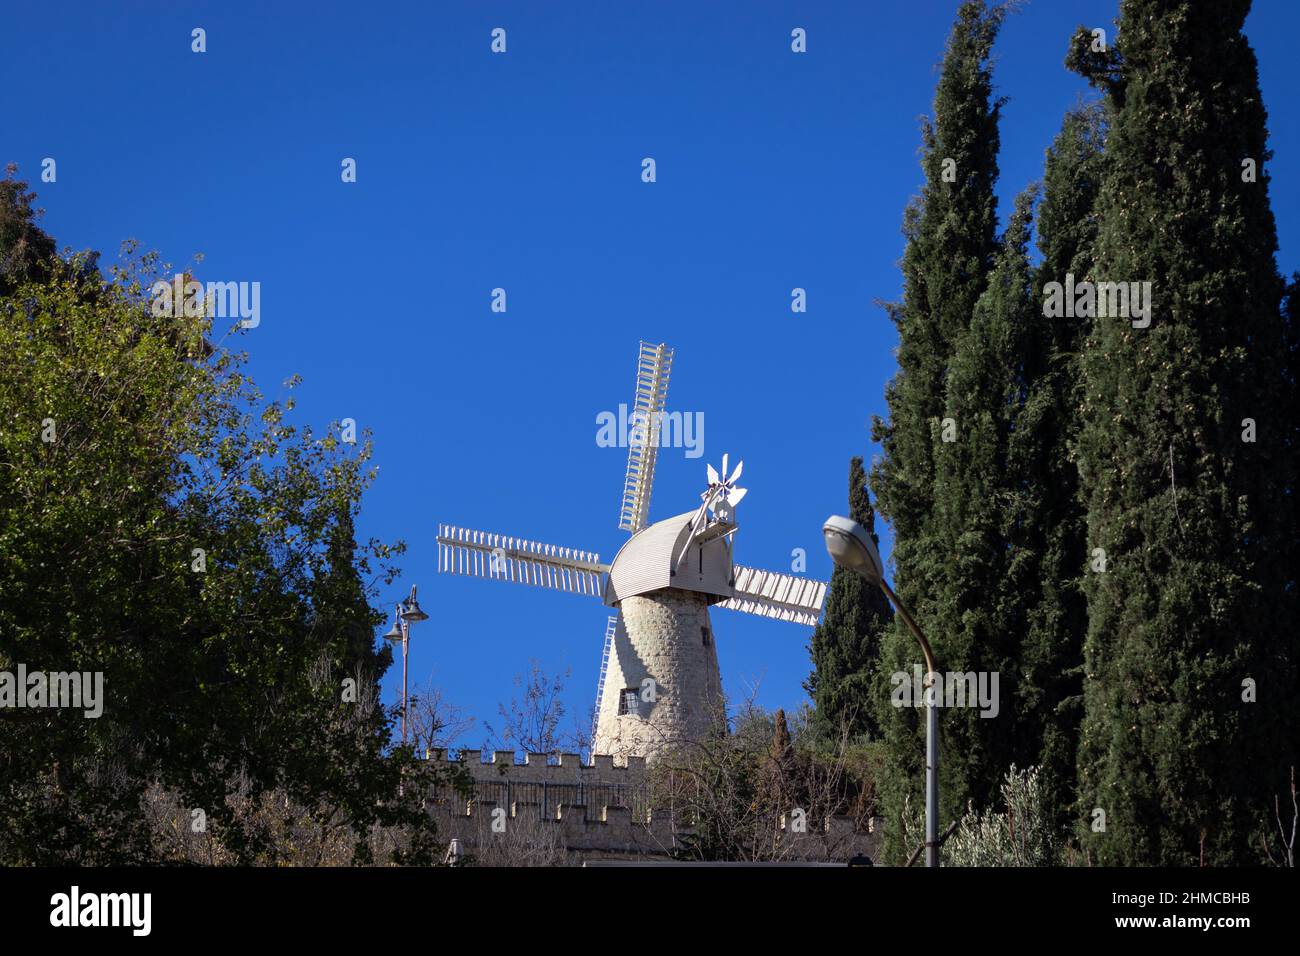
[617,342,674,534]
[436,524,608,597]
[592,614,622,744]
[717,564,828,627]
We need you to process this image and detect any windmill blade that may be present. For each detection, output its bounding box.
[592,613,624,744]
[618,341,674,534]
[727,486,748,507]
[716,564,828,626]
[437,524,608,597]
[729,460,743,484]
[706,463,719,486]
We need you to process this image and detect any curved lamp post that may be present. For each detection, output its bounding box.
[823,515,940,868]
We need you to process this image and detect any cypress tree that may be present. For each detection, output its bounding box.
[928,185,1038,819]
[1009,105,1107,828]
[869,0,1006,862]
[1069,0,1295,864]
[805,457,893,742]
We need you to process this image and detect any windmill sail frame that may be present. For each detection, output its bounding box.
[717,564,828,626]
[617,341,674,534]
[437,524,607,596]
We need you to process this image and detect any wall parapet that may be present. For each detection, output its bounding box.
[424,748,879,862]
[427,748,646,783]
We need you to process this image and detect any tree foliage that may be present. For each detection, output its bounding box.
[805,457,893,742]
[0,172,453,864]
[945,765,1065,867]
[1070,0,1295,864]
[653,703,880,863]
[869,0,1007,862]
[0,165,58,298]
[928,184,1038,817]
[1011,105,1106,829]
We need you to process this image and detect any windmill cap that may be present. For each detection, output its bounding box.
[822,514,883,584]
[604,511,734,607]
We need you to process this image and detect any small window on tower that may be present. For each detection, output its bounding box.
[701,625,712,647]
[619,688,641,718]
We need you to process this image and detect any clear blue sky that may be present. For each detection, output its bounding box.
[5,1,1297,751]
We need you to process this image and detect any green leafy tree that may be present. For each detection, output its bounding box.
[869,0,1007,863]
[1069,0,1296,865]
[805,457,893,742]
[0,182,453,863]
[0,165,57,296]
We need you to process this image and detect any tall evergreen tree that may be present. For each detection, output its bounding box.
[927,185,1038,819]
[1010,105,1107,828]
[869,0,1006,861]
[1069,0,1295,864]
[805,457,893,742]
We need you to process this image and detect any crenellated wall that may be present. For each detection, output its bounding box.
[424,749,880,863]
[426,748,646,780]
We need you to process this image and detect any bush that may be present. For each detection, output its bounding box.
[944,765,1062,867]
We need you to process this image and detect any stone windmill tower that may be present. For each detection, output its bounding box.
[436,342,827,762]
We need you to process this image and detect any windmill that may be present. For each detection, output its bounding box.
[436,341,828,762]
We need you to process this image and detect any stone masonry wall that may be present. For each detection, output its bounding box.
[425,749,881,864]
[593,588,723,761]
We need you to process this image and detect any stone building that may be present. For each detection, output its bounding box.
[594,509,735,760]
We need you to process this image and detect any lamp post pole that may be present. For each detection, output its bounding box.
[879,578,939,869]
[823,515,940,868]
[400,609,410,747]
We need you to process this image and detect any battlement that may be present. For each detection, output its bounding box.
[428,788,880,863]
[424,747,880,863]
[426,755,672,859]
[427,748,646,783]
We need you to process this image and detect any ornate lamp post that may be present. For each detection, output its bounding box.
[383,585,428,747]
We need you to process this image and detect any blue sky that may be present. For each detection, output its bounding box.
[5,1,1297,751]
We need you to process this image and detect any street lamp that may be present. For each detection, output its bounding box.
[822,514,940,868]
[383,585,427,747]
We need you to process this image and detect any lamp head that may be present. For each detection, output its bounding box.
[822,514,883,585]
[399,585,429,622]
[382,619,404,642]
